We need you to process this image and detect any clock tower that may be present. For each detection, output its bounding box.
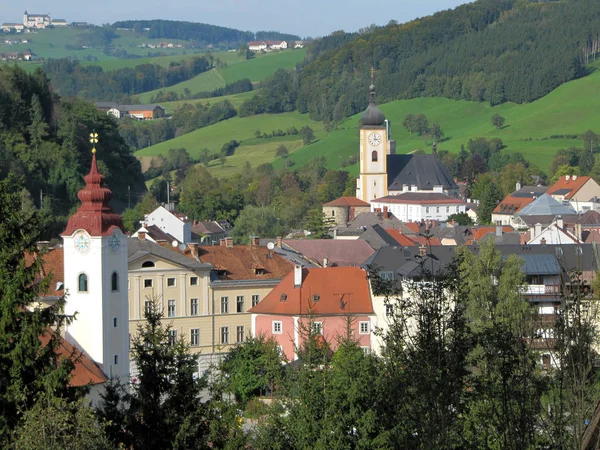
[357,77,389,202]
[62,134,129,382]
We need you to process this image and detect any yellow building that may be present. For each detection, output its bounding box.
[127,236,292,372]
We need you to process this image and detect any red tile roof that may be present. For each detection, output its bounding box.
[39,330,107,387]
[410,235,442,246]
[470,226,515,242]
[384,229,418,246]
[284,239,375,266]
[547,176,591,199]
[249,266,373,316]
[322,196,371,207]
[197,245,293,281]
[404,223,421,233]
[493,195,536,214]
[25,248,64,299]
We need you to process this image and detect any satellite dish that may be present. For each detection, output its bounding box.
[179,243,186,251]
[171,240,178,247]
[267,242,275,250]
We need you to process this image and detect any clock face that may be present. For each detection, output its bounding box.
[368,132,382,147]
[74,231,91,253]
[109,231,121,252]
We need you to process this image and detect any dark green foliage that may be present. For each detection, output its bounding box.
[220,140,240,157]
[171,100,237,135]
[300,125,315,145]
[0,175,79,442]
[151,79,253,102]
[448,212,474,225]
[304,208,334,239]
[239,69,299,117]
[43,56,212,101]
[275,144,289,158]
[491,113,506,129]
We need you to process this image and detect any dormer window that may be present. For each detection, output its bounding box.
[313,294,320,302]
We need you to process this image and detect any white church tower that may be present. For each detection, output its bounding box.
[356,73,390,202]
[62,133,129,382]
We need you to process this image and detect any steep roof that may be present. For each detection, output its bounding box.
[323,196,370,207]
[547,176,591,199]
[249,267,373,316]
[284,239,374,267]
[191,220,225,235]
[516,194,576,216]
[128,238,210,270]
[25,247,64,299]
[493,195,536,214]
[197,245,293,281]
[359,225,400,250]
[387,154,458,192]
[384,229,418,247]
[373,192,464,204]
[347,211,403,229]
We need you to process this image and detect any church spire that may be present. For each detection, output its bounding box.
[62,133,125,236]
[360,67,386,127]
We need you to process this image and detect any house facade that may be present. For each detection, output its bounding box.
[547,175,600,211]
[249,266,376,361]
[371,192,466,222]
[23,11,50,29]
[143,206,192,244]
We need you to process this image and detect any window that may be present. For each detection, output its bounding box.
[113,318,118,328]
[114,355,119,365]
[190,298,199,316]
[221,326,229,344]
[144,279,153,288]
[142,261,155,268]
[425,207,430,214]
[361,347,371,355]
[237,326,245,343]
[331,210,335,217]
[78,273,88,292]
[272,321,282,334]
[371,150,378,162]
[436,207,440,213]
[168,300,176,317]
[167,277,176,287]
[446,206,450,213]
[221,297,229,314]
[236,296,244,313]
[190,328,200,346]
[311,322,323,335]
[385,304,394,317]
[111,272,118,291]
[168,330,177,346]
[252,295,260,307]
[190,276,198,286]
[359,321,370,334]
[145,301,152,315]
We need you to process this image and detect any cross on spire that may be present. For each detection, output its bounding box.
[89,131,99,154]
[370,66,375,82]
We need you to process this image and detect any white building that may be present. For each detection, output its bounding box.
[527,218,582,245]
[247,40,288,51]
[23,11,51,29]
[371,191,466,223]
[61,149,130,396]
[144,206,192,244]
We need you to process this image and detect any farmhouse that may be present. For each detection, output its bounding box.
[247,40,288,51]
[52,19,68,27]
[95,102,165,120]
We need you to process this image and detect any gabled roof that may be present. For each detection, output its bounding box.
[283,239,374,267]
[493,195,536,214]
[373,192,463,204]
[359,224,400,250]
[547,176,591,199]
[516,194,576,216]
[192,220,225,235]
[384,229,418,247]
[387,154,458,192]
[198,245,292,281]
[323,196,370,207]
[346,211,403,229]
[469,226,515,242]
[249,267,373,316]
[25,247,64,299]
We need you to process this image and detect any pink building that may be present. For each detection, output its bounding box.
[249,266,375,361]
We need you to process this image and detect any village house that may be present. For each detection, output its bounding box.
[191,219,232,245]
[52,19,68,27]
[1,23,25,32]
[249,266,376,361]
[370,192,466,222]
[546,175,600,212]
[95,102,165,120]
[492,184,547,226]
[141,206,192,244]
[322,196,371,226]
[247,40,288,51]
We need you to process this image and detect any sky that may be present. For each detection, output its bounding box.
[4,1,472,37]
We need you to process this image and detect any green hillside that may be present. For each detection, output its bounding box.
[136,49,305,103]
[160,91,255,114]
[139,61,600,179]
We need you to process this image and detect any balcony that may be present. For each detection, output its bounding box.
[522,284,560,295]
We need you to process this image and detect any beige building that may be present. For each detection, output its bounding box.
[127,236,292,373]
[322,196,371,226]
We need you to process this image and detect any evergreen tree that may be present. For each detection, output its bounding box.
[0,175,77,443]
[305,208,335,239]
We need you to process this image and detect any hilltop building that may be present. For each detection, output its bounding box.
[248,40,288,51]
[95,102,165,120]
[23,11,51,29]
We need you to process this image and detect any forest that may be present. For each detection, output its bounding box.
[42,56,214,101]
[241,0,600,122]
[112,20,300,46]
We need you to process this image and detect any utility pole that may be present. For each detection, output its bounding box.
[39,189,43,209]
[167,181,170,209]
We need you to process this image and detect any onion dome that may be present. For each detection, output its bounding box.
[62,142,125,236]
[360,83,386,127]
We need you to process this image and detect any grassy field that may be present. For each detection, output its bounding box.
[136,49,305,103]
[160,91,255,114]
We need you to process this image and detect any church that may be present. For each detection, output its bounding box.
[354,82,465,222]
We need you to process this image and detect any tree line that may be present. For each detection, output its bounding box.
[240,0,600,123]
[42,56,214,101]
[149,78,253,103]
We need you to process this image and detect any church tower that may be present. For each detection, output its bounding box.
[62,133,129,381]
[356,74,389,202]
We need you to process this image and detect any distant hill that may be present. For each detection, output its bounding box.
[243,0,600,122]
[112,20,300,47]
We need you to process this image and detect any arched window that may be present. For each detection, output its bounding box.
[78,273,88,292]
[372,151,378,162]
[111,272,119,292]
[142,261,155,268]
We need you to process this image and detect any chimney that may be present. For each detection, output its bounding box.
[411,185,418,192]
[323,257,328,268]
[225,237,234,248]
[576,222,582,240]
[251,237,260,247]
[573,175,578,181]
[402,184,409,192]
[219,238,226,246]
[419,245,427,257]
[276,236,282,248]
[383,206,389,219]
[557,216,564,230]
[566,175,571,181]
[294,265,303,288]
[138,231,146,240]
[541,237,547,246]
[534,223,542,237]
[187,242,198,258]
[496,225,502,237]
[516,181,521,191]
